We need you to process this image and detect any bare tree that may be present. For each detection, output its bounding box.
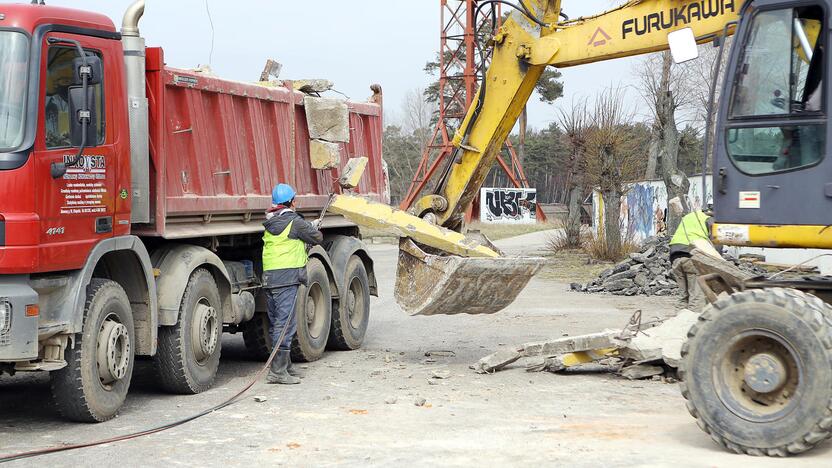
[637,51,694,233]
[584,88,643,257]
[557,98,590,247]
[401,87,435,153]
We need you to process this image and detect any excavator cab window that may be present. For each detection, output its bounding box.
[726,5,825,175]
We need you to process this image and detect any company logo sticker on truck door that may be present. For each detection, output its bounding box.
[60,154,108,215]
[739,191,760,209]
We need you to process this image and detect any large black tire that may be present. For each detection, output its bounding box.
[242,312,271,361]
[679,288,832,456]
[328,256,370,350]
[291,258,332,362]
[154,268,222,394]
[51,279,135,422]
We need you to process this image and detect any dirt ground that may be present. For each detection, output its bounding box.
[1,231,831,466]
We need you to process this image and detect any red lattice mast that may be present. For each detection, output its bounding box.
[399,0,533,219]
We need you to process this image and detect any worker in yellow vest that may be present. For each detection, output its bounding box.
[668,205,714,312]
[262,183,323,384]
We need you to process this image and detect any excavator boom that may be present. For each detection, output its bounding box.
[333,0,744,316]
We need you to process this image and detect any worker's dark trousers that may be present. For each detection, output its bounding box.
[266,285,299,350]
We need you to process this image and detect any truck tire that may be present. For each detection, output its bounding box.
[328,256,370,350]
[291,258,332,362]
[243,312,271,361]
[679,288,832,456]
[50,279,135,422]
[154,268,222,394]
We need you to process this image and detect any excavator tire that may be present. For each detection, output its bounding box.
[679,288,832,456]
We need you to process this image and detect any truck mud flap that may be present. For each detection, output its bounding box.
[394,238,543,316]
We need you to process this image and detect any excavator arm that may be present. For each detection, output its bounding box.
[416,0,744,228]
[330,0,745,316]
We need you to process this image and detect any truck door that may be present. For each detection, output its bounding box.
[714,3,830,227]
[36,33,117,271]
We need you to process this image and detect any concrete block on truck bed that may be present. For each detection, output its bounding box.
[304,96,349,142]
[309,139,340,170]
[339,157,368,189]
[294,79,334,93]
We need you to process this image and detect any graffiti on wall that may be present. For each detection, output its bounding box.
[593,175,713,242]
[480,188,537,224]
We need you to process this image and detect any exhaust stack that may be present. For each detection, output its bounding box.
[122,0,150,223]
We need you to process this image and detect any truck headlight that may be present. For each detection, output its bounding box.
[0,299,11,335]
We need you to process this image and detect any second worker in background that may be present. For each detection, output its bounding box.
[263,183,323,385]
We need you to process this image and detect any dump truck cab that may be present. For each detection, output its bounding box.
[0,4,134,361]
[0,1,383,422]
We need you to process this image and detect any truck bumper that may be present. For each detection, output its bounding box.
[0,275,38,361]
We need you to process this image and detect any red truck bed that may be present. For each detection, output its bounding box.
[134,47,387,239]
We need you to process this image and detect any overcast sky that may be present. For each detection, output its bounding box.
[43,0,644,130]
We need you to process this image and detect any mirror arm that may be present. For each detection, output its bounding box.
[48,37,91,179]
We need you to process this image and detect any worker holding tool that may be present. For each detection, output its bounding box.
[668,200,716,312]
[262,183,323,384]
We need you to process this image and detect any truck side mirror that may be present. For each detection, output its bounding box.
[667,27,699,64]
[73,55,102,86]
[69,86,98,147]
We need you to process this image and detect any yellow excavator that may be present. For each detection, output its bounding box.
[333,0,832,457]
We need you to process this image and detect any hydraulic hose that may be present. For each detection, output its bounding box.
[0,309,292,464]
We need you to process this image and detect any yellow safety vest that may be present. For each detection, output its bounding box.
[670,211,710,247]
[262,221,308,271]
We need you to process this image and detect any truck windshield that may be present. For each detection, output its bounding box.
[0,31,29,152]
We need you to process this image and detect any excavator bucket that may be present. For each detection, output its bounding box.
[328,195,544,316]
[394,238,543,316]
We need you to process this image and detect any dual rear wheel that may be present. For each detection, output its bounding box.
[243,256,370,362]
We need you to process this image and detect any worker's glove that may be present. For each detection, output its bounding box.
[310,219,322,230]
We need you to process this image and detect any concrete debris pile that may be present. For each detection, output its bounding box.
[571,236,768,296]
[473,309,700,381]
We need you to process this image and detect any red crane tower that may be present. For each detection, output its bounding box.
[399,0,541,221]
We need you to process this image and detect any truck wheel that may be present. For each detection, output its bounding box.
[328,256,370,350]
[154,268,222,394]
[679,288,832,456]
[291,258,332,362]
[50,279,135,422]
[242,312,272,361]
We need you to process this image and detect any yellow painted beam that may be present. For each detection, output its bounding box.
[544,0,745,68]
[714,223,832,249]
[329,195,500,258]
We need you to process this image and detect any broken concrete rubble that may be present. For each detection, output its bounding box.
[520,331,621,357]
[293,79,334,94]
[304,96,350,143]
[619,309,699,367]
[620,363,664,380]
[474,309,703,380]
[573,235,769,296]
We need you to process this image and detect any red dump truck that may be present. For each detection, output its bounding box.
[0,0,386,421]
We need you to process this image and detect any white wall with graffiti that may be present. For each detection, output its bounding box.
[592,175,713,242]
[480,188,538,224]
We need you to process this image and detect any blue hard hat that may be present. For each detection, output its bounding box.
[272,184,296,204]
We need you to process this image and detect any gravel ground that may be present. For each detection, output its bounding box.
[1,231,830,466]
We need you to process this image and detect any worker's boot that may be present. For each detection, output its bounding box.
[266,350,301,385]
[286,359,305,378]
